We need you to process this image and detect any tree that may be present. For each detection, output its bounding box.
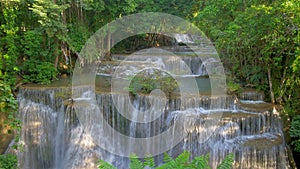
[0,0,20,85]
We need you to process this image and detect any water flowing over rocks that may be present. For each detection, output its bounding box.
[17,85,290,169]
[16,34,291,169]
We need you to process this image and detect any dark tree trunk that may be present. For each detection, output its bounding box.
[268,67,275,104]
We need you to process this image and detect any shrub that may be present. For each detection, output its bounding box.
[0,154,17,169]
[0,81,20,149]
[290,115,300,152]
[22,59,58,84]
[227,80,241,95]
[128,69,179,97]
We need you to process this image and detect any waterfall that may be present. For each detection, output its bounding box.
[239,89,265,102]
[99,55,220,77]
[173,33,194,44]
[17,84,291,169]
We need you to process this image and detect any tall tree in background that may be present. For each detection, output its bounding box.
[194,0,299,105]
[30,0,69,66]
[0,0,20,85]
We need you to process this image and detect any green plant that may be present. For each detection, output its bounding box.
[0,154,17,169]
[98,160,116,169]
[128,75,156,96]
[128,70,179,97]
[156,151,190,169]
[22,59,58,84]
[0,80,21,149]
[0,81,17,113]
[290,115,300,152]
[98,151,234,169]
[21,30,46,59]
[227,80,241,95]
[0,1,20,87]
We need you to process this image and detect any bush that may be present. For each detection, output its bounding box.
[0,154,17,169]
[0,80,20,138]
[22,59,58,84]
[227,80,241,95]
[128,70,179,97]
[290,115,300,152]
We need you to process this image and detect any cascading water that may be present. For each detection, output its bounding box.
[173,33,193,43]
[17,81,290,169]
[104,34,218,77]
[98,55,217,77]
[17,34,290,169]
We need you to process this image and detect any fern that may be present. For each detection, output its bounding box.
[173,151,190,168]
[157,151,189,169]
[190,154,211,169]
[144,155,155,168]
[97,160,117,169]
[163,153,173,163]
[217,154,234,169]
[155,153,173,169]
[129,154,144,169]
[97,152,234,169]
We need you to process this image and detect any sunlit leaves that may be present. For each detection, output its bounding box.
[21,59,58,84]
[30,0,69,38]
[0,1,20,86]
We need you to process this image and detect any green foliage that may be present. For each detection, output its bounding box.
[128,75,156,96]
[163,153,173,164]
[290,115,300,152]
[195,0,299,99]
[97,160,117,169]
[217,154,234,169]
[98,151,234,169]
[0,81,21,149]
[129,154,144,169]
[0,154,17,169]
[22,59,58,84]
[0,81,17,113]
[0,1,21,156]
[227,80,241,95]
[157,151,190,169]
[0,0,299,165]
[111,34,176,53]
[190,154,210,169]
[21,30,56,61]
[144,155,155,168]
[0,1,20,86]
[67,24,91,52]
[128,70,178,97]
[21,30,44,59]
[30,0,69,39]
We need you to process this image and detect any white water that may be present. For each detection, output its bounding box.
[16,34,290,168]
[17,87,290,169]
[97,56,221,77]
[173,33,194,43]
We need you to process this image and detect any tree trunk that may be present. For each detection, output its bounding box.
[61,42,69,64]
[54,55,59,68]
[267,67,275,104]
[277,66,287,104]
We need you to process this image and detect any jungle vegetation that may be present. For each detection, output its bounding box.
[0,0,299,167]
